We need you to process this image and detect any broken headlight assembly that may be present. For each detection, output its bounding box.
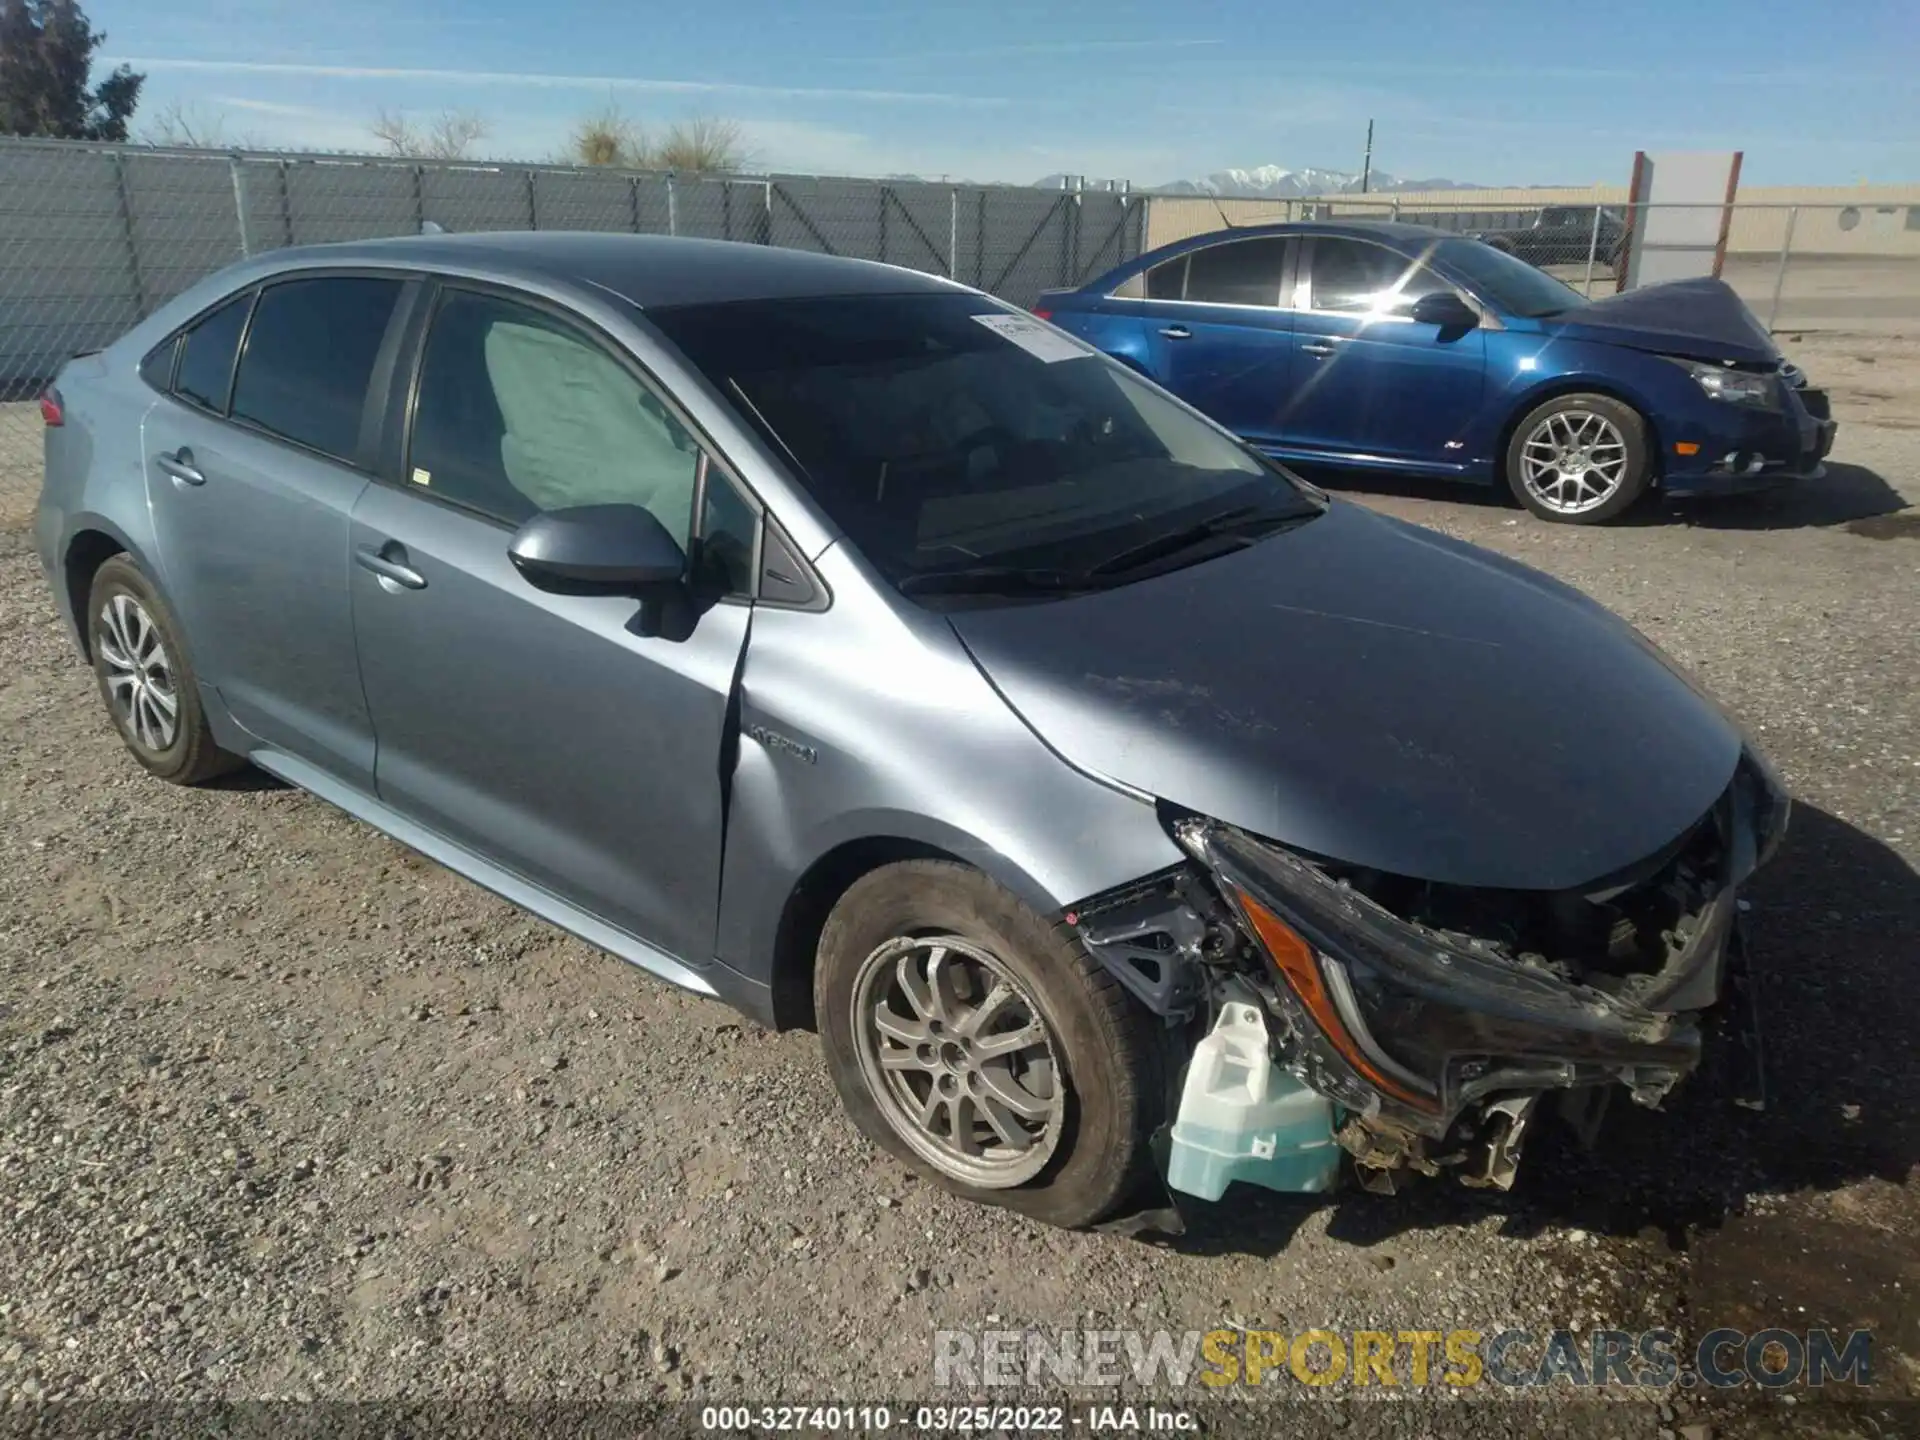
[1163,745,1783,1133]
[1669,356,1781,409]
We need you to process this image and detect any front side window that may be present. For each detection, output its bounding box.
[170,291,253,413]
[231,277,402,461]
[1307,238,1448,316]
[649,292,1322,594]
[1429,237,1584,317]
[407,289,702,537]
[697,466,759,596]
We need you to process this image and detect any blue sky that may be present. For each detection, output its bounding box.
[96,0,1918,186]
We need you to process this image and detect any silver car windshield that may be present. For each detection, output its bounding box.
[650,292,1321,587]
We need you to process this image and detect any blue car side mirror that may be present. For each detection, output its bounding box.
[1410,292,1480,330]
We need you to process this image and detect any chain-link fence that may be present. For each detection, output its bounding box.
[7,133,1917,527]
[0,136,1147,521]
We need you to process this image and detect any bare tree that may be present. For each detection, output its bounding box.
[139,99,235,148]
[370,106,489,160]
[652,115,750,173]
[569,102,646,168]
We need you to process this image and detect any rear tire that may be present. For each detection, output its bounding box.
[86,556,242,785]
[815,861,1163,1229]
[1503,392,1650,524]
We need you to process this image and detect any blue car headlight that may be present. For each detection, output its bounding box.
[1672,357,1779,408]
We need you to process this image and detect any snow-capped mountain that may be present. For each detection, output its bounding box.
[1153,165,1482,197]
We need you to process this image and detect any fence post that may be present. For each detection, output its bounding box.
[878,185,889,264]
[109,151,147,318]
[229,154,252,257]
[1766,206,1799,332]
[526,169,539,229]
[412,163,425,235]
[666,174,678,236]
[629,176,642,233]
[975,189,987,288]
[1582,204,1603,297]
[948,188,958,278]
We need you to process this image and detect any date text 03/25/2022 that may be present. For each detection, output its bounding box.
[699,1405,1195,1432]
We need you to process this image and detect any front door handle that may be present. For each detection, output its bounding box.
[156,449,204,486]
[1158,325,1193,339]
[1300,341,1340,357]
[354,544,427,591]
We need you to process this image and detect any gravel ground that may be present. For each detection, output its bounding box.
[0,332,1916,1436]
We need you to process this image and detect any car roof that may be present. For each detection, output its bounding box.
[246,231,965,310]
[1073,219,1467,292]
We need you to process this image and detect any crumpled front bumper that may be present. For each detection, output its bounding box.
[1663,381,1837,495]
[1081,746,1789,1196]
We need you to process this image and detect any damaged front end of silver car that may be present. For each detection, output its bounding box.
[1073,747,1789,1206]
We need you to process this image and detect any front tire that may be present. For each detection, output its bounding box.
[1504,392,1650,524]
[86,555,242,785]
[815,861,1163,1228]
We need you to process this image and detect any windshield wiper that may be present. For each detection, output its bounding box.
[895,565,1098,597]
[1084,504,1308,578]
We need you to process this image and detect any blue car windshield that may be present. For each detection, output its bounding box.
[1430,238,1586,318]
[650,292,1322,586]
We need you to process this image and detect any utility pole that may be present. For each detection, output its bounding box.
[1360,119,1374,194]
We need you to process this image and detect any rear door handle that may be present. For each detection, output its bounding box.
[1158,325,1192,340]
[156,449,204,486]
[354,544,427,591]
[1300,341,1340,357]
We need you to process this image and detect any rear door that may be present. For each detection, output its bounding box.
[1126,236,1298,443]
[141,273,413,787]
[347,283,753,965]
[1281,236,1486,469]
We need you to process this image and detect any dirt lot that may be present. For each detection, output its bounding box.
[1,332,1916,1435]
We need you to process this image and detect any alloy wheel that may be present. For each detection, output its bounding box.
[851,934,1063,1188]
[97,593,179,752]
[1518,409,1631,516]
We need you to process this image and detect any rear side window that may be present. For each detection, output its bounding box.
[231,277,402,462]
[171,292,252,413]
[1182,237,1290,306]
[138,337,178,393]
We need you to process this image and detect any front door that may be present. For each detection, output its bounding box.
[1283,236,1486,470]
[142,275,410,787]
[348,285,750,966]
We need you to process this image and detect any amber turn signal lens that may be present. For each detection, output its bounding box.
[1674,442,1700,456]
[1233,886,1436,1111]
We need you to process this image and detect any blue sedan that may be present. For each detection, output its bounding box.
[1036,222,1837,523]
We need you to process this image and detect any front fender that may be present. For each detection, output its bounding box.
[1475,332,1700,468]
[712,550,1183,989]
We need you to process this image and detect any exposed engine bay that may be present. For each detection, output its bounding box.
[1072,748,1788,1200]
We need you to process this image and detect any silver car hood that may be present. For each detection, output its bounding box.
[947,502,1742,892]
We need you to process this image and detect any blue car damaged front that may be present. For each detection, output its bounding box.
[1039,222,1837,523]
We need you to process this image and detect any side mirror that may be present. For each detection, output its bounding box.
[1410,292,1480,330]
[508,503,685,594]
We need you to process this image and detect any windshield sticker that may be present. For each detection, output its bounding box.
[971,313,1095,363]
